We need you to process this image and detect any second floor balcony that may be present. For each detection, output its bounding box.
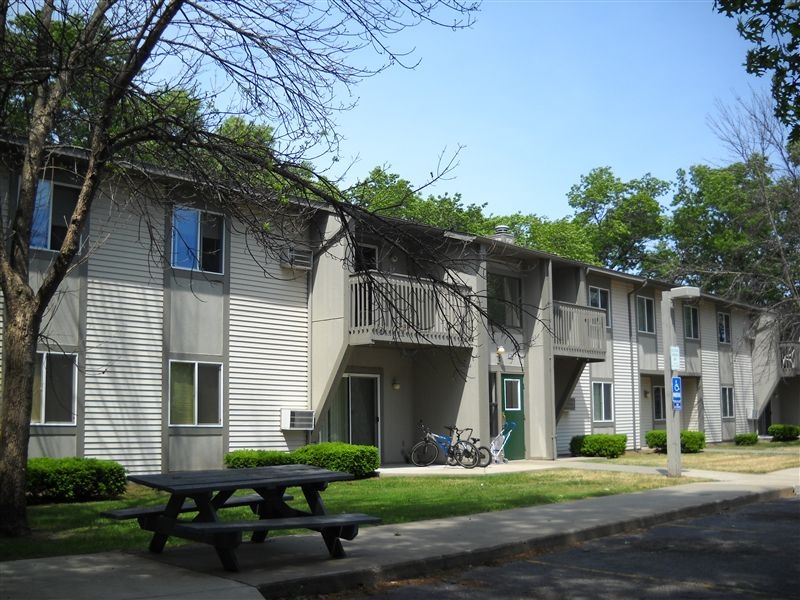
[552,302,607,361]
[349,272,473,347]
[780,342,799,377]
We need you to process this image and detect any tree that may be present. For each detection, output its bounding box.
[0,0,478,536]
[566,167,670,273]
[715,0,800,142]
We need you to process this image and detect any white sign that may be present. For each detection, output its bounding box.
[670,345,681,370]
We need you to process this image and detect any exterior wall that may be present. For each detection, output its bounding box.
[699,302,722,441]
[732,309,755,435]
[610,280,637,447]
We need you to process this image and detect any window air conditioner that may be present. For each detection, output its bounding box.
[280,247,313,271]
[280,408,315,430]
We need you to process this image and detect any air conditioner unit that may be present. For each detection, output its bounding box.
[280,408,315,430]
[280,247,313,271]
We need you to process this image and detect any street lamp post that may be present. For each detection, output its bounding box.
[661,286,701,478]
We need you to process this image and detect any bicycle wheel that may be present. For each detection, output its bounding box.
[410,440,439,466]
[456,441,479,468]
[477,445,491,468]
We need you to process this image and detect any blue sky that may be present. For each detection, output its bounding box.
[324,0,770,221]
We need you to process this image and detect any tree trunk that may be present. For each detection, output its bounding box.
[0,295,40,536]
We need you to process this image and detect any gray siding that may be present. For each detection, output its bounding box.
[700,302,722,441]
[611,281,637,447]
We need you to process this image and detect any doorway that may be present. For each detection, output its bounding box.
[501,374,525,460]
[322,374,380,449]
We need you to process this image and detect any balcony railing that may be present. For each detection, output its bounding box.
[552,302,607,361]
[780,342,799,377]
[349,272,473,347]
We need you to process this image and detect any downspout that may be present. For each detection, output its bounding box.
[627,279,649,451]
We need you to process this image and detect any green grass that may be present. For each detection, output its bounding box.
[3,469,691,562]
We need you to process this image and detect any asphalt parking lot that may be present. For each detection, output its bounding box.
[334,496,800,600]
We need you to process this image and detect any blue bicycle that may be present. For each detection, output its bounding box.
[410,421,479,468]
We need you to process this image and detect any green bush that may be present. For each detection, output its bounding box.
[292,442,380,478]
[224,442,380,478]
[645,430,706,453]
[569,434,627,458]
[734,433,759,446]
[767,424,800,442]
[223,449,295,469]
[26,457,126,504]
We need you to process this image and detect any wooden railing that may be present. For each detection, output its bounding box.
[349,272,472,347]
[780,342,799,377]
[552,302,607,360]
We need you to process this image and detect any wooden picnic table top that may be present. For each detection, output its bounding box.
[127,464,354,495]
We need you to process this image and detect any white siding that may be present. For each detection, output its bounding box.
[611,281,637,448]
[732,309,755,433]
[699,302,722,442]
[228,231,309,451]
[556,373,591,455]
[84,192,164,474]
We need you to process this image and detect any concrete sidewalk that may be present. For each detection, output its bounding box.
[2,461,798,600]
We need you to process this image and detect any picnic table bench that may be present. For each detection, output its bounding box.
[101,464,380,572]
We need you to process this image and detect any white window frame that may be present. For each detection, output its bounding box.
[592,381,614,423]
[683,305,699,340]
[637,295,655,334]
[718,312,731,344]
[652,386,666,421]
[31,352,77,425]
[168,361,223,426]
[589,286,610,327]
[31,180,80,252]
[171,206,225,274]
[721,386,734,419]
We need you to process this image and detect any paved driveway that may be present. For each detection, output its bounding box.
[334,496,800,599]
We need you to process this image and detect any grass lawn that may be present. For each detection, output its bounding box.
[3,468,692,562]
[610,440,800,473]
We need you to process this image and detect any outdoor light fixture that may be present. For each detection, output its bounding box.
[661,285,701,477]
[392,378,400,391]
[496,346,506,358]
[643,390,649,399]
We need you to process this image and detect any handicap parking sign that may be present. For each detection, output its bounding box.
[672,376,682,411]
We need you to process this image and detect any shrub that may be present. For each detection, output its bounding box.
[645,430,706,453]
[767,424,800,442]
[26,457,126,504]
[224,449,296,469]
[569,434,627,459]
[734,433,759,446]
[645,430,667,452]
[680,430,706,453]
[292,442,380,478]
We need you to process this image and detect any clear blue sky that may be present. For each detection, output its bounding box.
[325,0,770,221]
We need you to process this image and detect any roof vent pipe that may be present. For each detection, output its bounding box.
[492,224,515,245]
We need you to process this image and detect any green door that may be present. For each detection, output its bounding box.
[501,375,525,460]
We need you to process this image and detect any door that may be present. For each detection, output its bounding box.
[349,375,379,447]
[501,374,525,460]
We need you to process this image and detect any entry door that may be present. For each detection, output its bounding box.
[349,375,379,447]
[501,374,525,460]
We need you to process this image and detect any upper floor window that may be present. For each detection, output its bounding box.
[32,352,76,424]
[721,386,734,419]
[637,296,655,334]
[652,386,666,421]
[718,312,731,344]
[592,381,613,422]
[683,305,699,340]
[171,207,224,274]
[169,361,222,426]
[354,244,378,272]
[589,286,610,327]
[487,273,522,328]
[32,181,79,251]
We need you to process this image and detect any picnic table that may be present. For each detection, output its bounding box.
[101,463,380,572]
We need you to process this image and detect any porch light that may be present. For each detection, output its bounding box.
[496,346,506,358]
[392,378,401,391]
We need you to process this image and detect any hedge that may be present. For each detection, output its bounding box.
[767,424,800,442]
[569,434,627,458]
[645,430,706,453]
[734,433,759,446]
[225,442,380,478]
[26,457,127,504]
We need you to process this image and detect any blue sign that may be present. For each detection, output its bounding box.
[672,376,682,411]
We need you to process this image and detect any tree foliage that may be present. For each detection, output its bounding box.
[715,0,800,142]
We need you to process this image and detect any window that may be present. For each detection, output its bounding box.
[31,353,76,424]
[683,305,699,340]
[32,181,79,251]
[488,273,522,328]
[592,382,613,422]
[721,386,734,419]
[637,296,655,334]
[171,207,224,273]
[169,362,222,426]
[718,312,731,344]
[652,386,666,421]
[589,286,610,327]
[353,244,378,272]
